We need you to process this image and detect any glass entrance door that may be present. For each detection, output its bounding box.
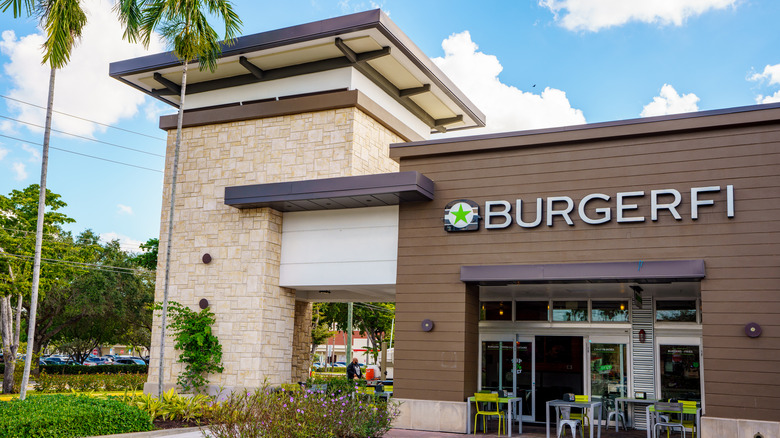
[513,337,535,421]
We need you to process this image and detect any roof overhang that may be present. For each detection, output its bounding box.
[224,171,434,212]
[461,260,706,285]
[109,9,484,134]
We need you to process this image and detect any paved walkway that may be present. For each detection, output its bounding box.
[97,424,648,437]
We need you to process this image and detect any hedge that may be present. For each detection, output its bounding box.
[0,364,148,375]
[34,372,147,393]
[0,394,153,437]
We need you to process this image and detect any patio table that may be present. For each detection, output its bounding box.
[546,399,602,438]
[614,397,659,430]
[645,403,701,438]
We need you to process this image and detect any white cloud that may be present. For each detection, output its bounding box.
[640,84,700,117]
[432,31,585,136]
[540,0,739,32]
[117,204,134,215]
[749,64,780,86]
[749,63,780,104]
[0,0,164,138]
[757,91,780,104]
[0,147,8,162]
[100,232,143,252]
[21,143,41,162]
[11,162,27,180]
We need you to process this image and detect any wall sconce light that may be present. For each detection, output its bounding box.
[202,253,212,264]
[745,322,762,338]
[199,298,209,309]
[421,319,434,332]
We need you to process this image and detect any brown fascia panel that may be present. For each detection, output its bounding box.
[390,102,780,159]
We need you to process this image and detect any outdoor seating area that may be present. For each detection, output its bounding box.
[463,391,700,438]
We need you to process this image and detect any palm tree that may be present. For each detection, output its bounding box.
[116,0,241,395]
[1,0,87,400]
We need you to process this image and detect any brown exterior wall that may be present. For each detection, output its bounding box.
[393,106,780,421]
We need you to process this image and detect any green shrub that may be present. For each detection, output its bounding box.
[33,371,147,393]
[127,388,213,422]
[0,394,153,437]
[208,384,399,438]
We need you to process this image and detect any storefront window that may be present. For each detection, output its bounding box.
[591,343,627,400]
[552,301,588,322]
[656,300,697,322]
[592,301,629,322]
[481,341,513,394]
[659,345,701,401]
[480,301,512,321]
[516,301,549,321]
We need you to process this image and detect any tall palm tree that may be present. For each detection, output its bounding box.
[1,0,87,400]
[117,0,241,395]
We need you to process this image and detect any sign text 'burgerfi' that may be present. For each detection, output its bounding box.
[444,185,734,232]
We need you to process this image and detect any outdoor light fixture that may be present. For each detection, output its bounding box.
[421,319,434,332]
[202,253,212,264]
[745,322,762,338]
[199,299,209,309]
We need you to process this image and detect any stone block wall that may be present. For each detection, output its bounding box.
[146,106,403,393]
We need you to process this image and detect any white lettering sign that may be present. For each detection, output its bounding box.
[480,185,734,229]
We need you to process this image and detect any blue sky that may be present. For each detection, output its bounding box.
[0,0,778,252]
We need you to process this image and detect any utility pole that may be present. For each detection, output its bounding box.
[346,302,353,364]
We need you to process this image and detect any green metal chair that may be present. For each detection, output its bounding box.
[473,392,506,436]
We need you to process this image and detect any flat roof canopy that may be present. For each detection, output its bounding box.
[462,260,706,285]
[224,171,434,211]
[109,9,484,134]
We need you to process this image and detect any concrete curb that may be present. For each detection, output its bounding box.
[94,427,205,437]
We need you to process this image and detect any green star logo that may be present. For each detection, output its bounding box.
[444,200,479,231]
[451,203,471,225]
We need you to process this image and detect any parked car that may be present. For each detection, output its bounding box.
[82,357,111,366]
[113,358,146,365]
[41,357,77,365]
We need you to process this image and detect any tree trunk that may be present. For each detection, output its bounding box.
[19,67,56,400]
[1,295,17,393]
[158,61,187,396]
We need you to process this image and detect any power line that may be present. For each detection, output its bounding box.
[0,252,148,275]
[0,114,164,157]
[0,94,167,141]
[0,133,163,173]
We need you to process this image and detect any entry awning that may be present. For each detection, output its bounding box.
[461,260,705,285]
[225,171,434,211]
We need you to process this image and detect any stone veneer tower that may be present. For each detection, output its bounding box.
[110,10,484,394]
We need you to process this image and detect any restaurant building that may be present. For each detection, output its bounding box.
[110,10,780,437]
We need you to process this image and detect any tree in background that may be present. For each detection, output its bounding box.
[117,0,241,396]
[41,235,153,364]
[319,303,395,364]
[0,185,155,392]
[310,303,333,365]
[0,185,75,393]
